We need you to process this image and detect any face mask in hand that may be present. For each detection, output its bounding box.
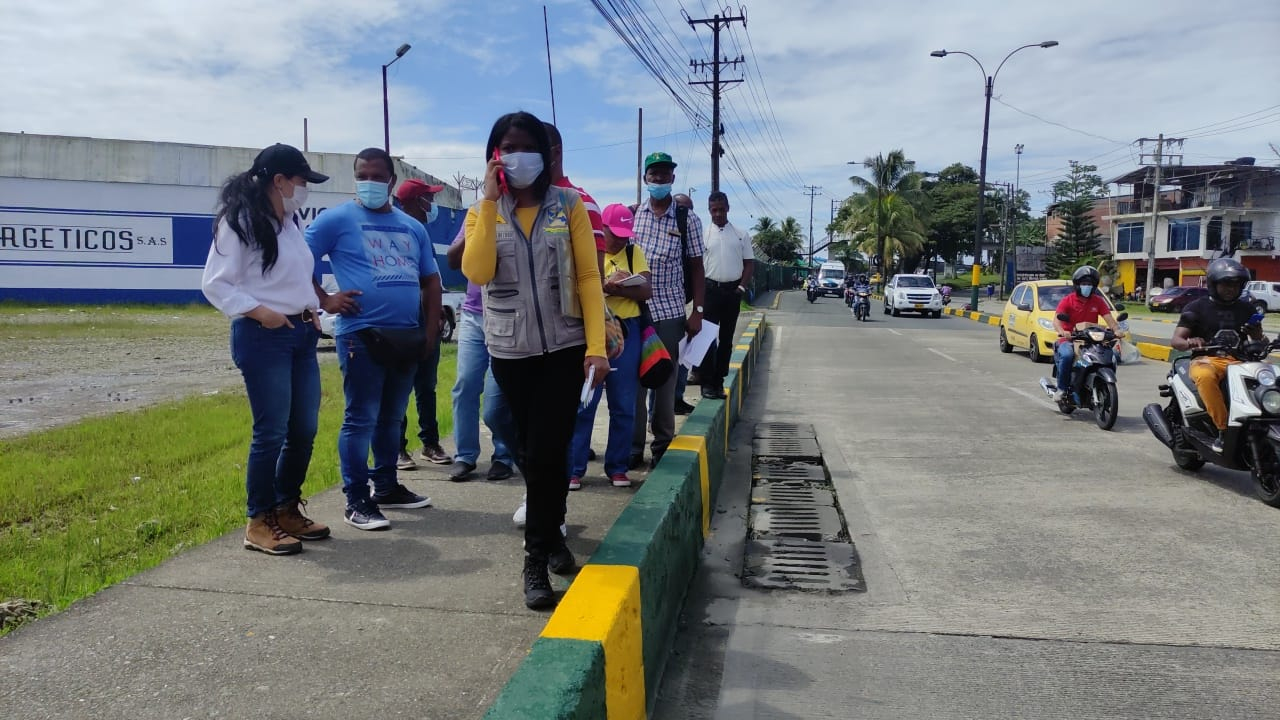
[356,180,390,208]
[647,183,673,200]
[502,152,544,189]
[1079,284,1094,297]
[423,200,439,224]
[281,184,308,215]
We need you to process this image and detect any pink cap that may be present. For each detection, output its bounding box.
[602,203,634,238]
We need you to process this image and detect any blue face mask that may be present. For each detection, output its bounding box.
[424,201,439,224]
[1079,284,1094,297]
[356,180,389,209]
[647,183,673,200]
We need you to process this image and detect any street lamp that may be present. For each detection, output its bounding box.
[931,40,1057,311]
[1010,143,1024,292]
[382,43,412,153]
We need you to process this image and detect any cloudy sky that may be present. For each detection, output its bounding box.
[3,0,1278,238]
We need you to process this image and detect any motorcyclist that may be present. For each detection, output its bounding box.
[1052,265,1121,403]
[854,274,871,294]
[1170,258,1265,450]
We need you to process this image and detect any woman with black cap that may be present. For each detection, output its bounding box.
[202,143,336,556]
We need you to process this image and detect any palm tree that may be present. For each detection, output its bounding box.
[842,150,926,282]
[778,217,804,261]
[843,193,927,273]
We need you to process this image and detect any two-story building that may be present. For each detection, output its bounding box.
[1103,158,1280,295]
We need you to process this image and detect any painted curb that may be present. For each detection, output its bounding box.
[484,313,767,720]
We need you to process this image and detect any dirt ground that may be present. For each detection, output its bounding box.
[0,309,335,439]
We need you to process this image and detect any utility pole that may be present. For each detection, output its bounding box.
[803,185,822,269]
[687,11,746,194]
[1013,143,1023,285]
[1138,134,1185,294]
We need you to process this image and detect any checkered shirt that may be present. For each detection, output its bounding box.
[632,201,705,322]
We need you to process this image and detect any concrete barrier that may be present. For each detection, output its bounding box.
[485,313,768,720]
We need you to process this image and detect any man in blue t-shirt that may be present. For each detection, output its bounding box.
[307,147,442,531]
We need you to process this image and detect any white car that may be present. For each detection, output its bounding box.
[883,274,944,318]
[1246,280,1280,314]
[317,274,464,343]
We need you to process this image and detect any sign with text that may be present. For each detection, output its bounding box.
[0,210,175,264]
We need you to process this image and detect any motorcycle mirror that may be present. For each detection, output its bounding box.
[1114,303,1126,311]
[1116,312,1129,322]
[1056,312,1071,322]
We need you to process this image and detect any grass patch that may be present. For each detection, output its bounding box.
[0,303,224,341]
[0,344,457,634]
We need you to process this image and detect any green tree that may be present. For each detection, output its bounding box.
[752,215,804,264]
[1044,161,1108,279]
[835,150,926,279]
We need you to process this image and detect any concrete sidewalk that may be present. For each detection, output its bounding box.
[0,299,775,720]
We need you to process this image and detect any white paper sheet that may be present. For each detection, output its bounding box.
[677,320,720,369]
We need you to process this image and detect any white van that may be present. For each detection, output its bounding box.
[815,261,847,297]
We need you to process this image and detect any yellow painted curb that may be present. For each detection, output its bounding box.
[541,564,645,720]
[667,435,710,537]
[771,293,782,310]
[1137,342,1172,362]
[734,343,751,350]
[986,316,1000,326]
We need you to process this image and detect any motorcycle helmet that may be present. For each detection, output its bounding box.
[1206,257,1250,305]
[1071,265,1100,297]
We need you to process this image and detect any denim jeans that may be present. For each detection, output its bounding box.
[229,318,321,518]
[492,346,585,559]
[1054,340,1076,396]
[570,317,641,477]
[400,341,441,451]
[336,332,417,506]
[450,311,515,466]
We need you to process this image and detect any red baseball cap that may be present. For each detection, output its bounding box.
[602,203,635,238]
[394,178,445,202]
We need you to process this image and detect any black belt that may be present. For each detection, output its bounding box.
[706,279,738,289]
[285,310,317,323]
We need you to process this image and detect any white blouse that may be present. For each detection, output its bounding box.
[201,215,317,318]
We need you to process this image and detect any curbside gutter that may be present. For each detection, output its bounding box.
[484,313,768,720]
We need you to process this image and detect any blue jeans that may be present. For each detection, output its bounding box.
[400,341,441,451]
[451,311,515,466]
[1054,340,1076,396]
[336,332,417,505]
[570,317,642,477]
[229,317,320,518]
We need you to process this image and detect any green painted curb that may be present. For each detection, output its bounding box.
[484,313,766,719]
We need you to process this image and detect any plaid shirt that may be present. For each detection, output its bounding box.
[633,201,705,322]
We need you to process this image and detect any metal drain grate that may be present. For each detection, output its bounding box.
[753,461,827,484]
[753,422,816,439]
[752,437,821,461]
[752,482,835,507]
[743,537,866,592]
[750,504,845,542]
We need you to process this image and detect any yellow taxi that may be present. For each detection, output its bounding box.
[997,280,1126,362]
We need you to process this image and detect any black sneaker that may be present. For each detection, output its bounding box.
[371,484,433,509]
[523,556,555,610]
[344,501,391,531]
[700,386,726,400]
[448,460,477,482]
[486,461,514,481]
[674,399,695,415]
[548,545,577,575]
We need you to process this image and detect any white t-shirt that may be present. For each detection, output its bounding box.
[703,221,754,283]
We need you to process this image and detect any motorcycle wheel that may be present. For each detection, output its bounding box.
[1092,379,1119,431]
[1249,440,1280,507]
[1167,406,1205,471]
[1174,450,1205,471]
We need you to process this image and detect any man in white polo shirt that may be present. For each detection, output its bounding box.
[697,191,754,400]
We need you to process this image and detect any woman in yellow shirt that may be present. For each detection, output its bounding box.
[462,111,608,610]
[568,204,651,492]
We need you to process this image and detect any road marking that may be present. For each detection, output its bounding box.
[928,348,959,363]
[1007,385,1052,405]
[888,328,903,336]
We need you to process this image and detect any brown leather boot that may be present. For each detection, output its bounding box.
[274,499,331,540]
[244,512,302,555]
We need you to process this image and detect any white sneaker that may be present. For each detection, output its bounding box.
[1051,389,1065,402]
[513,493,527,528]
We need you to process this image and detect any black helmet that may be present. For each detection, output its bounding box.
[1206,258,1249,304]
[1071,265,1100,290]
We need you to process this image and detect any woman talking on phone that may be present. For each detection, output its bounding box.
[201,143,333,556]
[462,112,609,609]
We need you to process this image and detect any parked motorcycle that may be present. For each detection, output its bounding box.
[1142,325,1280,507]
[1038,312,1126,430]
[853,290,871,322]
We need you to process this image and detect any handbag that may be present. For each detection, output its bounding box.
[356,326,426,369]
[604,305,625,360]
[636,303,673,389]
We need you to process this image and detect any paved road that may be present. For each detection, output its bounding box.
[655,291,1280,719]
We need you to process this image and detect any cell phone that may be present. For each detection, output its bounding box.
[492,149,508,194]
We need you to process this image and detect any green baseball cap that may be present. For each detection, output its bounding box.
[643,151,677,171]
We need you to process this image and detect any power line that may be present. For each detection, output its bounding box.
[992,97,1127,145]
[1171,103,1280,136]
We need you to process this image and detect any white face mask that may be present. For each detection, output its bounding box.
[502,152,544,189]
[281,183,308,215]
